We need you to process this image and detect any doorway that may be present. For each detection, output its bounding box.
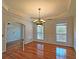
[6,21,25,50]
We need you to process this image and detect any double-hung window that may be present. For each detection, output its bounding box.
[56,23,67,42]
[37,25,44,40]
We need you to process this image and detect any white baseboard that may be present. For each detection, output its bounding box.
[24,40,33,44]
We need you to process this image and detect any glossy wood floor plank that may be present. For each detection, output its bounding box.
[3,41,76,59]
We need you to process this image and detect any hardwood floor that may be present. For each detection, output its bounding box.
[3,41,76,59]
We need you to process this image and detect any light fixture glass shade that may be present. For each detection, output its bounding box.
[33,19,46,25]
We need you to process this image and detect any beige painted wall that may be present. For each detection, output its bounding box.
[74,17,76,50]
[8,14,33,44]
[33,16,74,47]
[2,7,75,53]
[2,8,33,52]
[24,19,33,44]
[2,8,8,52]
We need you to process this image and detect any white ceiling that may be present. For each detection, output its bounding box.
[3,0,75,19]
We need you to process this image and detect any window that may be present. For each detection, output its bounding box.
[37,25,44,40]
[56,23,67,42]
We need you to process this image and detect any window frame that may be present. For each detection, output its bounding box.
[36,25,44,40]
[56,23,68,43]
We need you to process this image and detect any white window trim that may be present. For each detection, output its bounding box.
[36,25,44,40]
[56,23,67,43]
